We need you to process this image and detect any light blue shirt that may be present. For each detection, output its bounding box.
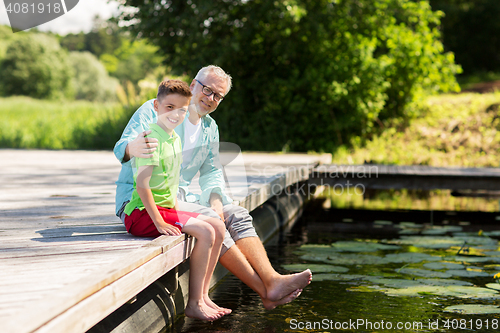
[113,99,233,216]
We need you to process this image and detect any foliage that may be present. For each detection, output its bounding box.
[0,25,15,60]
[0,96,137,149]
[0,33,73,99]
[332,92,500,167]
[59,19,122,58]
[119,0,460,152]
[60,19,165,89]
[67,51,119,102]
[429,0,500,74]
[99,38,164,87]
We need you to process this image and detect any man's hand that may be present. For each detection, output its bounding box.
[124,130,159,162]
[210,192,225,222]
[155,220,182,236]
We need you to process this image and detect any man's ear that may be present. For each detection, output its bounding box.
[190,79,196,91]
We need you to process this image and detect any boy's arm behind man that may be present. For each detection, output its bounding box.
[136,165,182,236]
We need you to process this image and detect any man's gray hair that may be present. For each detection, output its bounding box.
[195,65,232,95]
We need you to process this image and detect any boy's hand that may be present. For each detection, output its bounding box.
[155,220,182,236]
[128,130,159,159]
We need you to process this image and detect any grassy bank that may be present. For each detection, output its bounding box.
[333,92,500,167]
[0,96,137,150]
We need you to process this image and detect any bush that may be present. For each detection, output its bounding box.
[68,51,119,102]
[120,0,461,152]
[0,33,73,99]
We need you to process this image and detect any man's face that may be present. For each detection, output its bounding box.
[190,74,228,116]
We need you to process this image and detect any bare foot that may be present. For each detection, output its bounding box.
[266,269,312,302]
[203,294,232,315]
[185,301,222,321]
[262,289,302,310]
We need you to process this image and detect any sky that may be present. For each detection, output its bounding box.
[0,0,121,35]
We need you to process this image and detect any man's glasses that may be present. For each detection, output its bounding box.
[195,79,225,102]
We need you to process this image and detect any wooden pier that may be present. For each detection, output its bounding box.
[3,153,500,333]
[310,164,500,191]
[0,149,330,333]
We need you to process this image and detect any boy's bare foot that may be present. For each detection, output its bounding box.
[203,294,232,315]
[266,269,312,302]
[185,302,223,321]
[262,289,302,310]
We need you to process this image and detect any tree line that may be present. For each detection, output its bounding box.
[0,19,165,102]
[1,0,499,152]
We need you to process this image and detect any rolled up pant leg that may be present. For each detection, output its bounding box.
[176,200,235,256]
[223,204,259,253]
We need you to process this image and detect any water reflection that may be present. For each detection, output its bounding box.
[174,199,500,332]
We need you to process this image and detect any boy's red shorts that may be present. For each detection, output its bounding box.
[124,206,200,237]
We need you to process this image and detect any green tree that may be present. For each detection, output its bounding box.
[60,16,122,57]
[0,33,73,99]
[100,39,164,87]
[68,51,119,102]
[120,0,460,152]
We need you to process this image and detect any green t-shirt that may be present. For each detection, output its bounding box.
[124,123,183,215]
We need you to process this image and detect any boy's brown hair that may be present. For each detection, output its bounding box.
[157,79,192,101]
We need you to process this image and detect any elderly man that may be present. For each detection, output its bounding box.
[114,65,311,310]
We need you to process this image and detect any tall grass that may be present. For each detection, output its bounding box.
[0,96,137,149]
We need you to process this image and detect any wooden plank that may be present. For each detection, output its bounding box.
[34,238,195,333]
[1,237,193,333]
[2,244,163,333]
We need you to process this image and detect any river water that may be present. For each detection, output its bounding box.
[173,196,500,333]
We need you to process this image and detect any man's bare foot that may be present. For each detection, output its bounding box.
[266,269,312,302]
[203,294,232,315]
[185,301,222,321]
[262,289,302,310]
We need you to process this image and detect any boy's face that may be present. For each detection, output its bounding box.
[154,93,190,134]
[190,74,228,116]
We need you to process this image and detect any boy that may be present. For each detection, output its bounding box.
[123,80,229,321]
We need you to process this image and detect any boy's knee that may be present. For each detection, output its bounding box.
[213,218,226,237]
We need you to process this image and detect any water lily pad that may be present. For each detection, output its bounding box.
[416,278,473,286]
[421,226,463,235]
[313,274,366,282]
[375,285,500,299]
[484,231,500,237]
[282,263,348,273]
[443,304,500,314]
[381,252,441,264]
[454,236,498,246]
[446,269,490,277]
[399,222,424,229]
[446,256,500,263]
[331,241,400,252]
[305,253,384,265]
[444,286,500,299]
[294,244,335,255]
[365,278,427,289]
[485,283,500,291]
[388,236,463,249]
[423,262,465,270]
[484,251,500,256]
[397,268,452,278]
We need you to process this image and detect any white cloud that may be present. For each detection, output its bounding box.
[0,0,121,35]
